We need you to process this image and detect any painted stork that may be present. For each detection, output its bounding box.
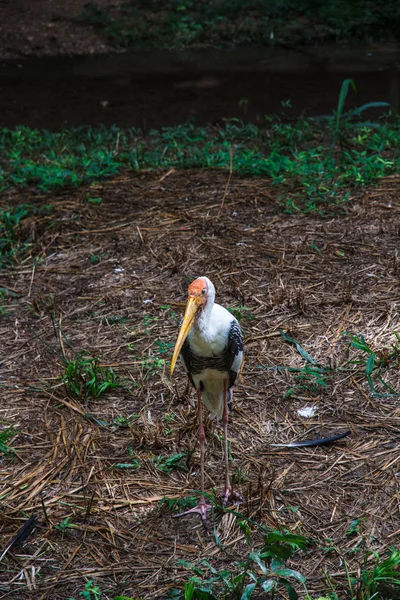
[170,276,243,523]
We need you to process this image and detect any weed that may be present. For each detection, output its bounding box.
[140,357,165,380]
[86,194,102,205]
[79,580,102,600]
[159,495,198,513]
[153,453,187,474]
[227,306,255,323]
[113,459,141,470]
[112,413,138,428]
[344,331,400,397]
[0,204,34,268]
[62,353,122,401]
[345,517,365,537]
[174,528,308,599]
[89,252,108,264]
[285,364,329,398]
[2,109,400,214]
[0,426,15,455]
[356,547,400,599]
[154,340,175,354]
[54,517,76,532]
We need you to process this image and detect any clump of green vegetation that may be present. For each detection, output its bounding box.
[172,528,308,599]
[228,306,256,322]
[0,427,16,455]
[355,547,400,599]
[62,353,123,401]
[285,364,329,398]
[54,516,76,532]
[62,0,400,51]
[344,331,400,397]
[1,99,400,214]
[0,204,34,268]
[153,452,187,474]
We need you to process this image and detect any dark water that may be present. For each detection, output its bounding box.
[0,44,399,130]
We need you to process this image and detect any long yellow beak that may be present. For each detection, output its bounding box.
[170,297,201,375]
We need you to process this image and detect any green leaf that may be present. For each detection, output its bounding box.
[192,589,218,600]
[282,580,299,600]
[274,568,306,583]
[249,552,268,575]
[240,583,256,600]
[280,331,318,365]
[365,353,376,376]
[261,579,277,592]
[336,79,356,128]
[113,462,140,469]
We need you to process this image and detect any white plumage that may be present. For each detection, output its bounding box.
[170,276,243,523]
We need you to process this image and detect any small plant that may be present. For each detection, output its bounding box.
[79,580,102,600]
[356,547,400,599]
[227,306,255,323]
[285,364,329,398]
[0,426,15,455]
[62,353,122,401]
[174,528,308,599]
[159,495,199,513]
[140,357,166,380]
[54,517,76,532]
[153,453,187,474]
[112,413,138,428]
[154,340,175,355]
[0,204,34,267]
[345,517,364,537]
[344,331,400,396]
[86,194,102,205]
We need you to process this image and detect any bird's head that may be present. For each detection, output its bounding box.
[170,277,212,375]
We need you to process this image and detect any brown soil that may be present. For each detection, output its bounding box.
[0,0,114,59]
[1,170,400,599]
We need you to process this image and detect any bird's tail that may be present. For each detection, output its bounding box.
[201,383,232,420]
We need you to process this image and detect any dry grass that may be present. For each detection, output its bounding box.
[1,170,400,599]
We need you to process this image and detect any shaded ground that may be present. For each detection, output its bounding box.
[0,170,400,598]
[1,0,399,59]
[1,45,399,130]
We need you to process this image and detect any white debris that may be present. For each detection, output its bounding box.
[297,405,317,418]
[114,267,124,273]
[143,298,153,304]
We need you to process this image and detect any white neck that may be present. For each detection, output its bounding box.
[196,277,215,334]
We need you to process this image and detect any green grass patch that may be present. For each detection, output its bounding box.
[62,353,123,402]
[61,0,400,51]
[1,107,400,213]
[172,528,308,600]
[0,426,16,456]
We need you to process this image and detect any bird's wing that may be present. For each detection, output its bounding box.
[225,319,243,388]
[180,339,196,388]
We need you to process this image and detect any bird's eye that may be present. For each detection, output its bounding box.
[201,288,206,295]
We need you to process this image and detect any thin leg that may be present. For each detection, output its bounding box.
[173,387,211,524]
[222,381,243,507]
[198,388,206,496]
[222,379,231,506]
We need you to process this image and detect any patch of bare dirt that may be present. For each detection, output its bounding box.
[0,0,114,59]
[0,171,400,598]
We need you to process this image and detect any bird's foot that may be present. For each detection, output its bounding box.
[221,486,243,508]
[172,496,211,526]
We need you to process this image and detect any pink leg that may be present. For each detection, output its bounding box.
[173,388,211,524]
[222,380,243,507]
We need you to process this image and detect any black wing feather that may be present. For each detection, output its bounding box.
[181,339,195,388]
[225,320,243,389]
[0,514,38,562]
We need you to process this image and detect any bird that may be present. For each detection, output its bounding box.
[170,276,243,524]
